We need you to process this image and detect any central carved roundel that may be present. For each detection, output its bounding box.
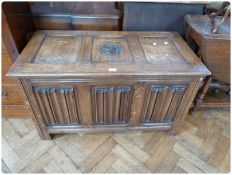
[99,43,123,57]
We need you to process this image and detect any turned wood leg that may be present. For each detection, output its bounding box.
[193,76,212,111]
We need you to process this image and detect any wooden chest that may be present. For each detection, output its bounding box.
[7,31,210,140]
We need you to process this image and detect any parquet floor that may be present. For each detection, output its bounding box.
[2,109,230,173]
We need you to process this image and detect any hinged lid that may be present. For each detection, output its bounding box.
[7,30,210,78]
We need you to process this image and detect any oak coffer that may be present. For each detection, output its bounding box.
[7,31,210,140]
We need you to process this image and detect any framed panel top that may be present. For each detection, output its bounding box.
[7,30,210,78]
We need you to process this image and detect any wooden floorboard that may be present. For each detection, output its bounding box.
[1,109,230,173]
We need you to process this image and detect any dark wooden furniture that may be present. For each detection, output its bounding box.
[2,2,35,61]
[2,2,35,118]
[7,30,210,140]
[185,14,230,110]
[2,42,32,118]
[30,2,122,30]
[122,2,205,36]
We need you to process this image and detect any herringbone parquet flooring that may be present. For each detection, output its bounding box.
[2,109,230,173]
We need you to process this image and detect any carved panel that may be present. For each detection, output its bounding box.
[92,37,133,64]
[34,87,80,125]
[100,43,124,57]
[139,37,187,64]
[141,85,186,123]
[92,86,133,125]
[34,35,82,64]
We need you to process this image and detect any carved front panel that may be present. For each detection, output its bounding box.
[92,86,133,125]
[33,87,80,126]
[141,85,186,123]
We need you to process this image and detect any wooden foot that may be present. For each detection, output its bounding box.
[38,131,51,140]
[193,76,212,111]
[168,127,179,136]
